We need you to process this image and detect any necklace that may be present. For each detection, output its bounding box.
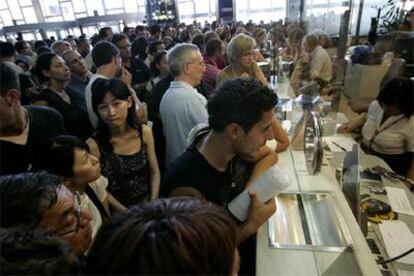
[230,160,236,188]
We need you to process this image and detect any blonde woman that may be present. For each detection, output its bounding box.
[217,34,268,86]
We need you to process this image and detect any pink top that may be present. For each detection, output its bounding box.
[202,56,222,96]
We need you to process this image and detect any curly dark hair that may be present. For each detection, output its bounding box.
[148,41,164,56]
[377,77,413,118]
[92,41,120,68]
[150,50,167,77]
[0,172,60,229]
[40,135,90,178]
[0,228,79,275]
[131,37,148,61]
[86,197,238,275]
[34,52,57,82]
[208,78,278,133]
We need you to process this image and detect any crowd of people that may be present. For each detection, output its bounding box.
[1,17,413,274]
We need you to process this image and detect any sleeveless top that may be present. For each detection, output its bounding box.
[95,126,151,207]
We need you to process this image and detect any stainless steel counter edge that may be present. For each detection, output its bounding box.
[256,149,381,276]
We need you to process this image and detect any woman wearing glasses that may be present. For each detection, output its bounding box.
[87,78,160,207]
[216,34,268,87]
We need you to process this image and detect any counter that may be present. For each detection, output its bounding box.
[256,142,380,275]
[257,79,413,275]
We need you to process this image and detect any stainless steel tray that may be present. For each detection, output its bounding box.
[269,191,353,252]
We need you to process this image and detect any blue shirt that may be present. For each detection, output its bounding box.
[160,81,208,166]
[65,74,89,113]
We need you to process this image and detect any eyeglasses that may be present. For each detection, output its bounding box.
[242,51,256,58]
[57,191,81,237]
[186,61,205,67]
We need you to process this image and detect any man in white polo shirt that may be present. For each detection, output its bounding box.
[160,43,207,167]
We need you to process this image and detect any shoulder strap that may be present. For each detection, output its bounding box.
[85,186,110,220]
[138,125,145,148]
[93,134,126,189]
[369,116,405,148]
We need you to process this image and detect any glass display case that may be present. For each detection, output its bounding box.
[256,87,378,275]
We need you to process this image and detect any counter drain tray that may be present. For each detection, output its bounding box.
[269,191,353,252]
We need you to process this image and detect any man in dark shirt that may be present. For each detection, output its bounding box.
[0,63,64,175]
[162,78,278,272]
[62,49,91,113]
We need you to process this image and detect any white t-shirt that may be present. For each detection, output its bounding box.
[362,100,414,155]
[80,176,108,240]
[85,73,109,128]
[85,52,94,71]
[310,45,332,82]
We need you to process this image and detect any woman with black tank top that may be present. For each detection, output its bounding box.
[87,78,160,206]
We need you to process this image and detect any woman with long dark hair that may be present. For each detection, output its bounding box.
[34,53,92,140]
[87,78,160,206]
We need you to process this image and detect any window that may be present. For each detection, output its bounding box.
[0,1,8,9]
[7,0,24,21]
[0,10,13,26]
[0,0,39,26]
[46,30,57,38]
[40,0,61,17]
[123,0,138,13]
[85,0,104,16]
[22,32,36,40]
[177,0,217,24]
[48,16,64,22]
[35,30,43,40]
[1,0,147,28]
[61,1,75,21]
[76,12,88,18]
[68,27,82,36]
[104,0,123,10]
[72,0,86,13]
[107,9,124,15]
[19,0,33,6]
[59,29,68,37]
[352,0,404,35]
[21,6,37,23]
[235,0,287,23]
[305,0,349,35]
